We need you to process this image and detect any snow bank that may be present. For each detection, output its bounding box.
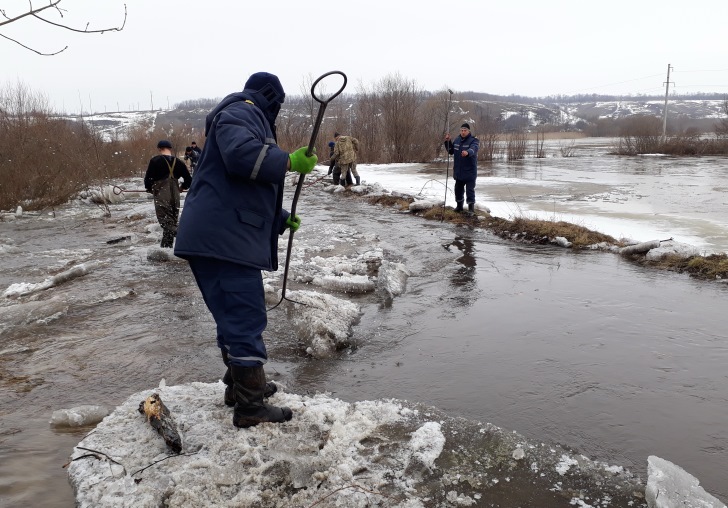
[552,236,573,248]
[0,236,20,254]
[51,405,109,428]
[645,240,701,260]
[2,261,102,298]
[67,382,652,508]
[646,456,726,508]
[284,289,360,358]
[409,199,443,212]
[86,186,126,205]
[377,260,411,298]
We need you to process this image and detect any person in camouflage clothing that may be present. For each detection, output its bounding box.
[333,133,360,187]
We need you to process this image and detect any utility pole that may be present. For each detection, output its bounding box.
[150,91,154,111]
[661,63,673,144]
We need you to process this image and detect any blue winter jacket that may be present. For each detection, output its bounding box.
[174,92,290,271]
[445,134,479,181]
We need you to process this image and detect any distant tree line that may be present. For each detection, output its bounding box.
[2,78,727,210]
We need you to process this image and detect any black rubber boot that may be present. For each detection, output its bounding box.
[468,203,475,213]
[355,175,361,186]
[160,229,174,248]
[231,365,292,428]
[455,201,464,212]
[221,351,276,407]
[332,168,341,185]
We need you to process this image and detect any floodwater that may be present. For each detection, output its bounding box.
[1,143,727,507]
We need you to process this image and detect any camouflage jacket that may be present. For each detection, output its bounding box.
[333,136,359,165]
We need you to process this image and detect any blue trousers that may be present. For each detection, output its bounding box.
[454,178,476,204]
[188,257,267,367]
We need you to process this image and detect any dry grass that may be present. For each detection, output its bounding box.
[629,253,728,280]
[506,217,618,248]
[415,208,618,248]
[363,194,414,210]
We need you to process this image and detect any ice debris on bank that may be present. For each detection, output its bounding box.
[51,405,109,428]
[68,381,655,508]
[262,223,411,358]
[646,456,726,508]
[2,261,102,298]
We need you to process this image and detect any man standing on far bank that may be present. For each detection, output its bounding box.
[444,123,479,213]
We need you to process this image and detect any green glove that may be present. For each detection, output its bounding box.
[289,146,317,174]
[286,214,301,232]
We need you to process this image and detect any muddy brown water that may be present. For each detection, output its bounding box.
[0,177,726,506]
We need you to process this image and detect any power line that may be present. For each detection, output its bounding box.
[561,73,665,95]
[676,68,728,73]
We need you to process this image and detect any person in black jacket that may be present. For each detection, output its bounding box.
[144,140,192,248]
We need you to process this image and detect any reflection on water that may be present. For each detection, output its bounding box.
[444,235,477,288]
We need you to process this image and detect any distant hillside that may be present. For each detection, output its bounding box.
[67,93,727,141]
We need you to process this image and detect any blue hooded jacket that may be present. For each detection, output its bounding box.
[174,91,290,271]
[445,133,479,181]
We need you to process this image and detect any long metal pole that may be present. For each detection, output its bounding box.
[441,89,454,221]
[270,71,347,310]
[661,64,672,144]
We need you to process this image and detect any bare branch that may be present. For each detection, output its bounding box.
[0,1,126,55]
[32,3,127,34]
[0,1,62,28]
[0,31,66,55]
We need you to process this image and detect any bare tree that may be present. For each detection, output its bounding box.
[616,115,661,154]
[533,127,546,158]
[376,73,422,163]
[0,1,127,56]
[352,84,381,163]
[473,104,501,161]
[714,97,728,138]
[507,130,528,161]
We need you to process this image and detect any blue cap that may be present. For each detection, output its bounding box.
[157,140,172,149]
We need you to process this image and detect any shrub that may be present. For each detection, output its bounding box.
[0,83,136,210]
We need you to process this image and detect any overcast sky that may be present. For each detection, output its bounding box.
[2,0,728,114]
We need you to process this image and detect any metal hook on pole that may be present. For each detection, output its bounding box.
[268,70,348,311]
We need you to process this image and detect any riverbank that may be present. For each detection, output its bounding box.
[358,186,728,282]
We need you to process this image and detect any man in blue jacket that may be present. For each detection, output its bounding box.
[175,72,317,428]
[444,123,480,213]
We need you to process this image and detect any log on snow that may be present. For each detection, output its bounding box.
[137,393,182,454]
[619,240,661,256]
